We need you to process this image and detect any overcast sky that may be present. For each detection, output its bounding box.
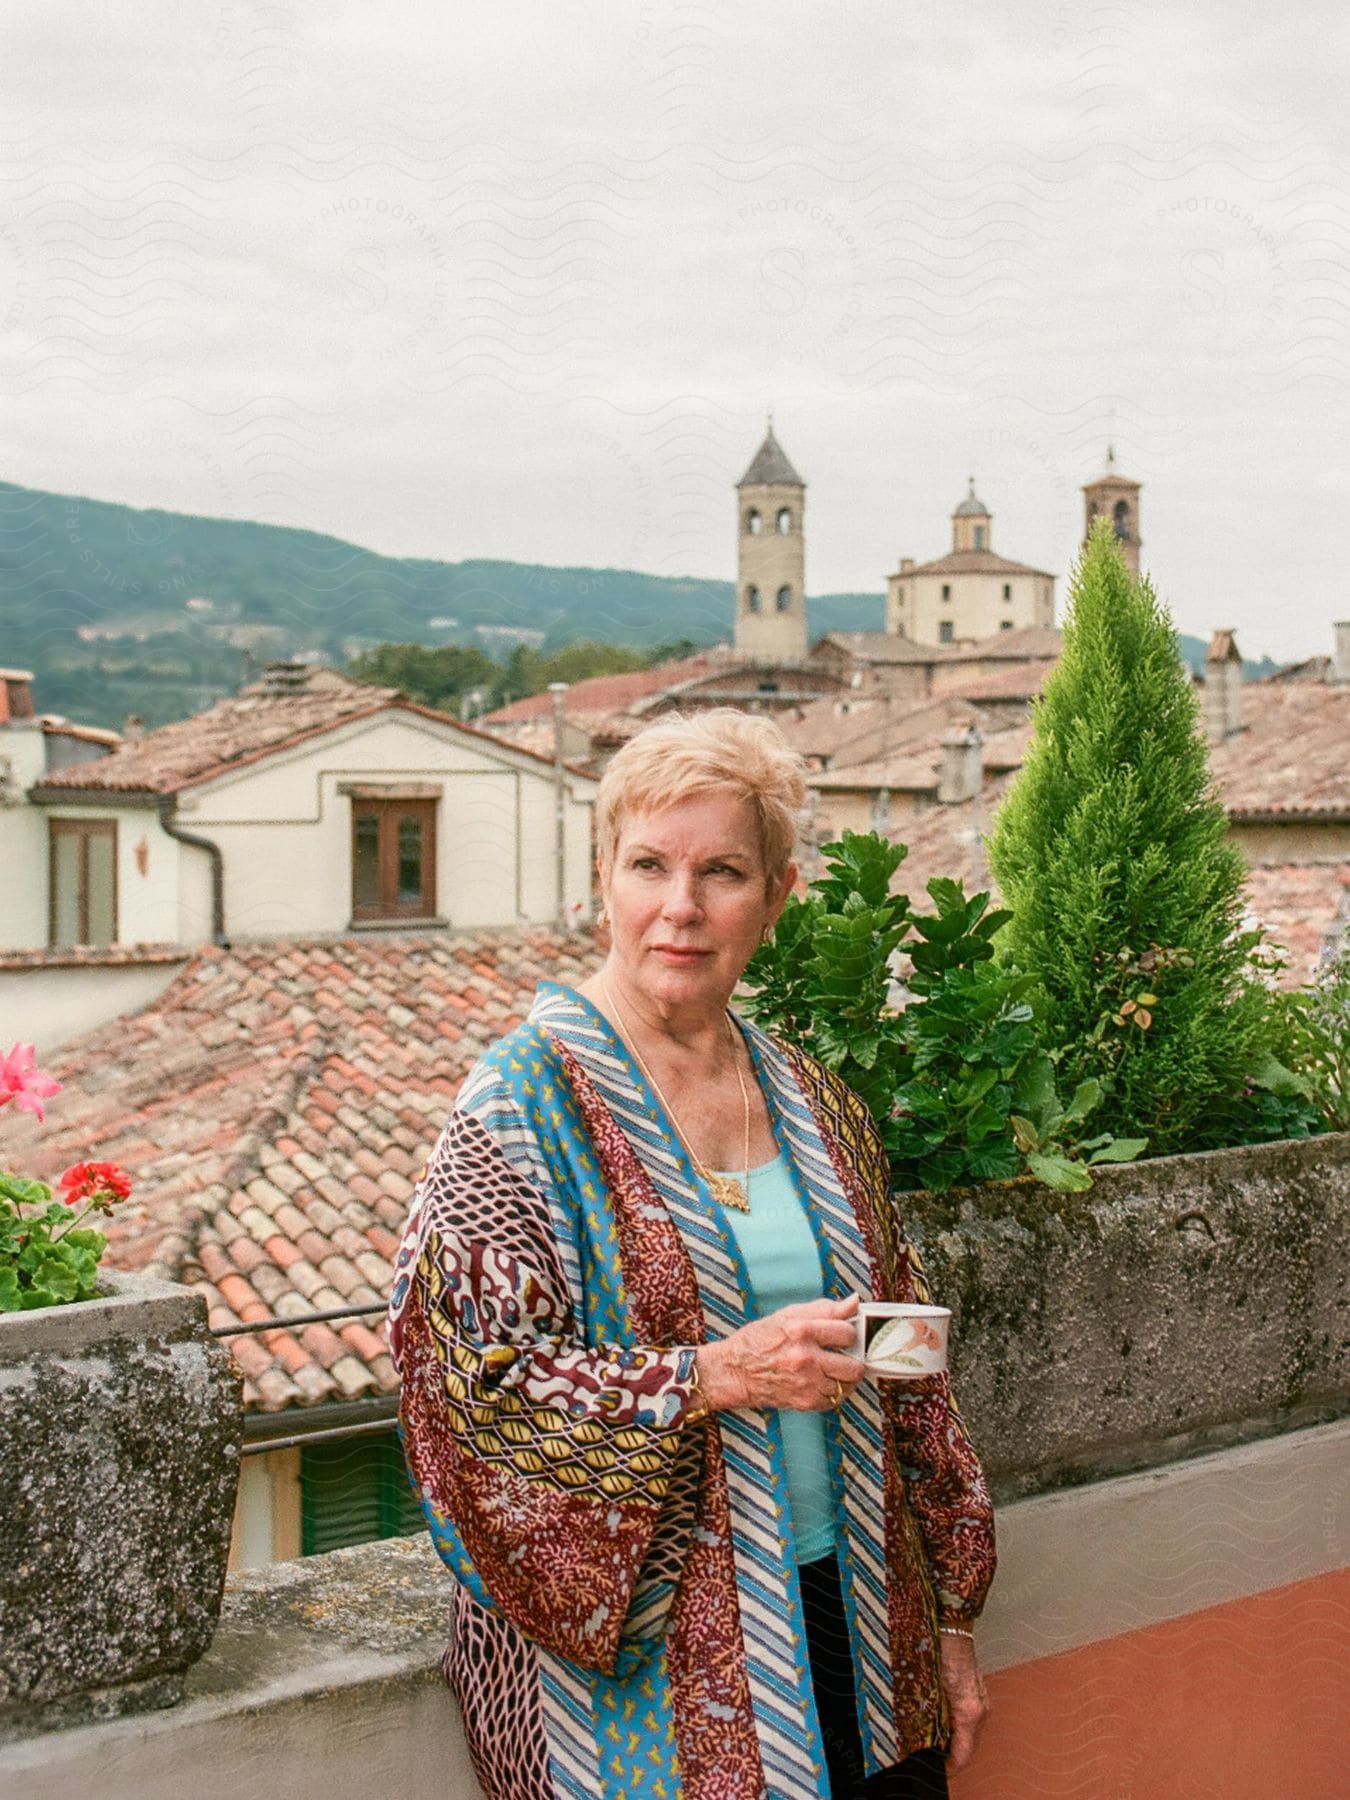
[3,0,1348,660]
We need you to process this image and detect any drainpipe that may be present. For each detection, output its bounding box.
[157,794,228,947]
[549,683,569,931]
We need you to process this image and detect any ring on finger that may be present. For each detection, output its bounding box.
[828,1378,845,1410]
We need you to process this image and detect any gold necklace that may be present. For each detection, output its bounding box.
[604,981,753,1212]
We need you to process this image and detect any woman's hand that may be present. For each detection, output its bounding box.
[939,1631,990,1773]
[696,1296,865,1412]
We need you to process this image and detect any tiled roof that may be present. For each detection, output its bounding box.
[807,724,1030,793]
[894,549,1055,581]
[810,752,942,793]
[0,929,603,1413]
[812,632,943,666]
[41,718,121,748]
[1208,684,1350,818]
[1243,865,1350,981]
[815,776,1346,987]
[480,652,722,726]
[0,942,187,971]
[940,626,1063,663]
[33,666,582,796]
[737,427,805,488]
[936,662,1057,703]
[34,667,399,795]
[785,694,978,769]
[1262,655,1332,684]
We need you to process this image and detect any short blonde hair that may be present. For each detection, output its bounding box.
[595,709,806,887]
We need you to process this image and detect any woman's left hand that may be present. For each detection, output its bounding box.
[939,1631,990,1774]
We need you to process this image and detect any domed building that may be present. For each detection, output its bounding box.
[885,480,1056,648]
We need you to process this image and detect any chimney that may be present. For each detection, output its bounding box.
[0,668,35,726]
[900,558,915,573]
[1333,621,1350,684]
[1203,630,1243,742]
[260,660,313,696]
[938,724,982,803]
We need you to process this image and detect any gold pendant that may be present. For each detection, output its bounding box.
[706,1170,751,1212]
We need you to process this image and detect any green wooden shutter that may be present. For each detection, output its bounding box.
[299,1429,423,1556]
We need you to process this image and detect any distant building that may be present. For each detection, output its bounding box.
[1083,446,1143,575]
[734,423,808,661]
[885,481,1056,648]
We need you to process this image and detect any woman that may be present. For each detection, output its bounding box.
[389,710,995,1800]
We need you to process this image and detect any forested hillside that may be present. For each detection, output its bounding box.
[0,479,1262,731]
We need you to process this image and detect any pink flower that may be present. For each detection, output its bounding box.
[0,1043,61,1122]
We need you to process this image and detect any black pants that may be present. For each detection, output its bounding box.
[799,1555,950,1800]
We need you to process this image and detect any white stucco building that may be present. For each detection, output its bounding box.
[1,663,596,1049]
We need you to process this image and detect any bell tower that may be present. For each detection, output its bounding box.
[1083,446,1142,575]
[734,420,807,660]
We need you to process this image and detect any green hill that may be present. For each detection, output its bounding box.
[0,480,1268,731]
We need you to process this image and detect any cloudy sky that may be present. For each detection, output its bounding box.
[3,0,1348,660]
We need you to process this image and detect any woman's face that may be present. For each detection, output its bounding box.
[601,791,795,1018]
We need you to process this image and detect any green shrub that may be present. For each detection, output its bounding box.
[988,519,1275,1155]
[742,833,1144,1193]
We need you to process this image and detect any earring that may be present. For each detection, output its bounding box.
[760,922,773,943]
[597,903,609,927]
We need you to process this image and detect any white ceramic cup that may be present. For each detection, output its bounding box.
[853,1302,951,1379]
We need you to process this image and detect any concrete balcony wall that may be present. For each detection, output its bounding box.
[907,1130,1350,1498]
[4,1133,1347,1798]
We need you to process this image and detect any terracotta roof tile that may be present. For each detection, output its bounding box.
[32,665,585,796]
[480,652,724,726]
[0,943,187,972]
[1208,684,1350,818]
[895,548,1055,581]
[0,926,603,1417]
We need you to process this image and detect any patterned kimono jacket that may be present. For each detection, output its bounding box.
[388,983,995,1800]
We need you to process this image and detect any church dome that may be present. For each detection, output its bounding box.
[953,479,989,518]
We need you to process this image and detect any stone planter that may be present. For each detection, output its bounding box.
[0,1270,242,1739]
[907,1131,1350,1499]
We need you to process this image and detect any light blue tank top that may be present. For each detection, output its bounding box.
[714,1153,835,1563]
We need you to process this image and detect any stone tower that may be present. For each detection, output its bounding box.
[735,423,807,659]
[1083,447,1142,575]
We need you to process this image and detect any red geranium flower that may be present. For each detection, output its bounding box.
[58,1161,134,1211]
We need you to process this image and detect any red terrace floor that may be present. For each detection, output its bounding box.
[952,1567,1350,1800]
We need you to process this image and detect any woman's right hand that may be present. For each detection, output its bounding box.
[695,1296,865,1413]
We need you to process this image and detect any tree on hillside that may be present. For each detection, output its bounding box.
[988,517,1273,1155]
[347,643,499,713]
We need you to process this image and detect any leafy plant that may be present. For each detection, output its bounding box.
[0,1043,132,1311]
[887,879,1034,1192]
[742,832,912,1132]
[1008,1058,1148,1192]
[988,518,1278,1156]
[1273,942,1350,1132]
[742,836,1146,1194]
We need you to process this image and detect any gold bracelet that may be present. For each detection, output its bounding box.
[938,1624,974,1641]
[685,1350,711,1423]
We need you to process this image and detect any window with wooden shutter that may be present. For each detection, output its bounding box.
[48,818,117,947]
[299,1429,423,1556]
[349,797,436,922]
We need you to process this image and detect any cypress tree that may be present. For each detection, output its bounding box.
[988,517,1270,1154]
